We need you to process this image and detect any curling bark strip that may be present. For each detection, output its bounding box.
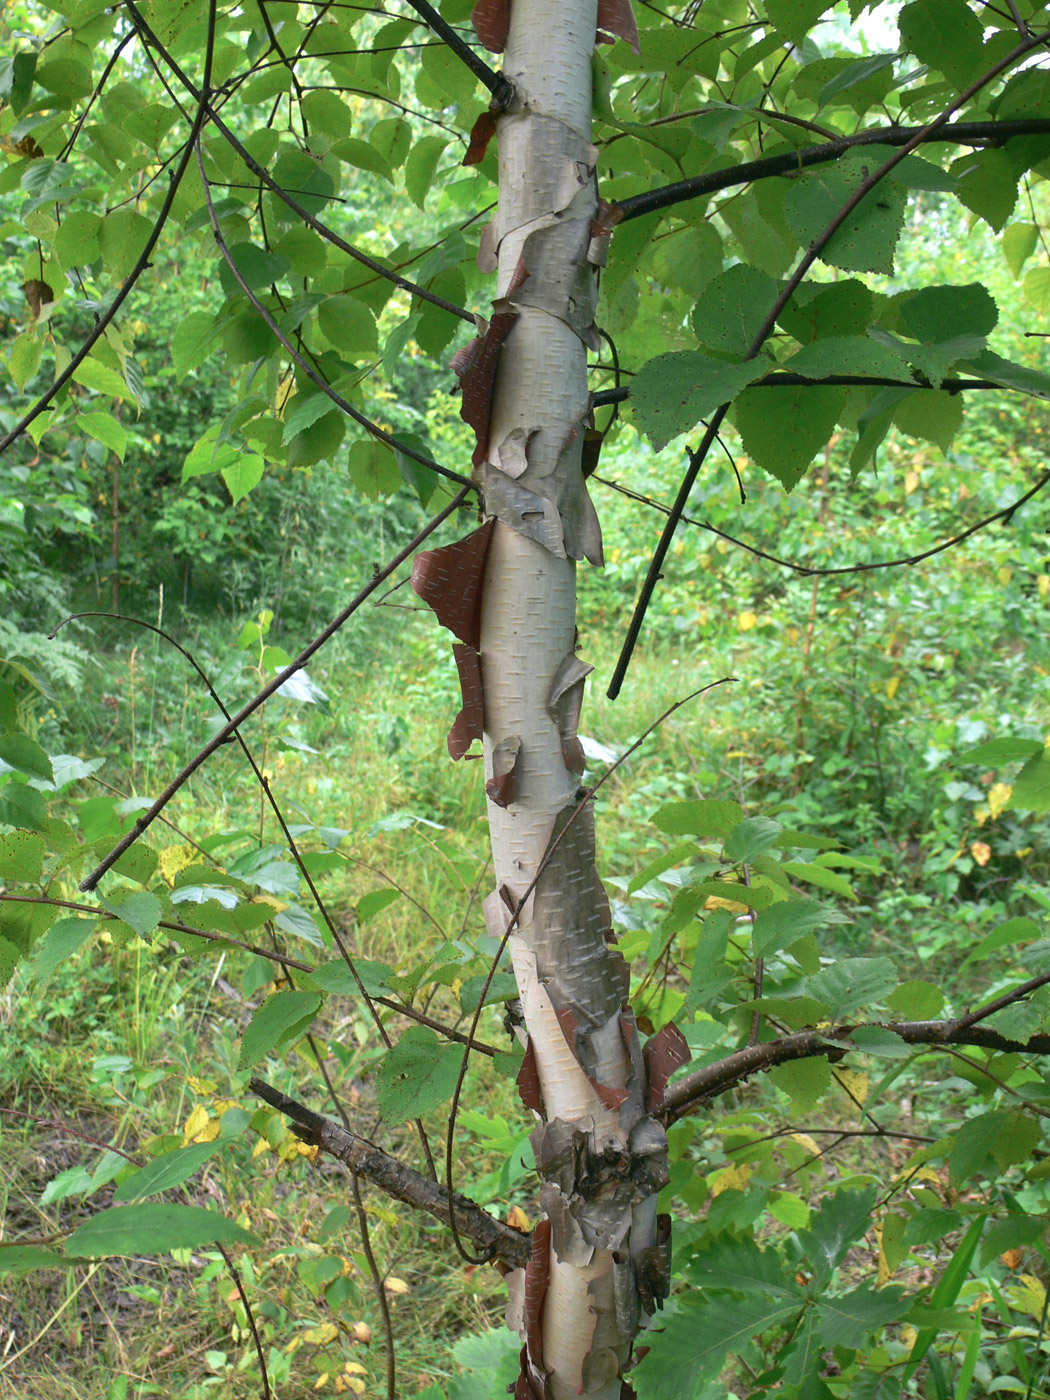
[412,0,670,1394]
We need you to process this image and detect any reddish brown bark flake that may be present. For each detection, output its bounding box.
[454,309,519,467]
[486,735,521,808]
[555,1004,578,1058]
[516,1037,543,1114]
[643,1022,691,1112]
[410,518,494,648]
[589,1076,629,1110]
[448,643,484,760]
[464,109,498,167]
[472,0,509,51]
[596,0,639,51]
[524,1218,552,1369]
[592,199,624,237]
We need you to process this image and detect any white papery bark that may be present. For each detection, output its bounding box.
[475,1,668,1395]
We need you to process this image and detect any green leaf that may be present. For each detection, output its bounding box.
[651,799,743,838]
[724,816,782,863]
[898,0,985,91]
[310,958,393,997]
[404,136,450,210]
[899,283,998,343]
[783,336,908,381]
[962,351,1050,403]
[347,438,401,499]
[285,408,345,469]
[357,888,402,922]
[884,979,944,1019]
[892,390,963,453]
[221,453,265,504]
[962,737,1042,764]
[636,1292,802,1397]
[172,310,222,381]
[8,332,42,392]
[77,411,127,461]
[113,1142,221,1202]
[952,148,1018,232]
[317,296,379,356]
[902,1214,983,1381]
[0,1245,71,1273]
[806,956,897,1017]
[1012,753,1050,813]
[783,157,906,275]
[690,264,779,357]
[769,1056,831,1112]
[375,1026,463,1125]
[54,209,102,268]
[780,859,857,899]
[100,891,164,941]
[329,136,391,181]
[628,350,769,452]
[734,384,847,490]
[765,0,831,46]
[26,916,94,989]
[238,989,322,1070]
[751,898,836,958]
[960,916,1041,971]
[0,732,53,782]
[63,1203,256,1257]
[817,1285,908,1348]
[72,356,134,401]
[300,88,352,138]
[681,1234,805,1297]
[799,1187,877,1284]
[0,783,48,831]
[97,208,153,279]
[849,1026,911,1058]
[0,831,45,882]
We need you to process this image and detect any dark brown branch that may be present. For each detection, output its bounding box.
[615,117,1050,222]
[249,1077,531,1269]
[659,1018,1050,1123]
[401,0,513,103]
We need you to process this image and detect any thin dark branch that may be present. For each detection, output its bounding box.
[80,488,472,891]
[590,374,1010,406]
[614,116,1050,222]
[593,469,1050,578]
[400,0,511,102]
[249,1078,531,1268]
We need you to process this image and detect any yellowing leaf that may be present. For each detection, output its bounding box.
[904,469,919,494]
[886,675,901,700]
[989,782,1013,818]
[738,611,757,631]
[159,845,198,884]
[790,1133,820,1155]
[833,1067,869,1104]
[970,841,991,866]
[343,1362,368,1375]
[1038,574,1049,599]
[384,1276,410,1294]
[351,1322,372,1344]
[183,1105,210,1141]
[506,1205,530,1232]
[314,1376,329,1391]
[708,1163,752,1196]
[1008,1274,1047,1318]
[997,566,1013,586]
[303,1323,340,1346]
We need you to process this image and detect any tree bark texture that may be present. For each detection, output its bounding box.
[412,2,677,1395]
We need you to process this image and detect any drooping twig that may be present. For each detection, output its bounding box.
[593,469,1050,579]
[80,487,472,891]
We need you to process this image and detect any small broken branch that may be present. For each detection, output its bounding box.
[249,1078,531,1269]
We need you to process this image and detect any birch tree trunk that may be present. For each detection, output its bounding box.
[414,2,674,1395]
